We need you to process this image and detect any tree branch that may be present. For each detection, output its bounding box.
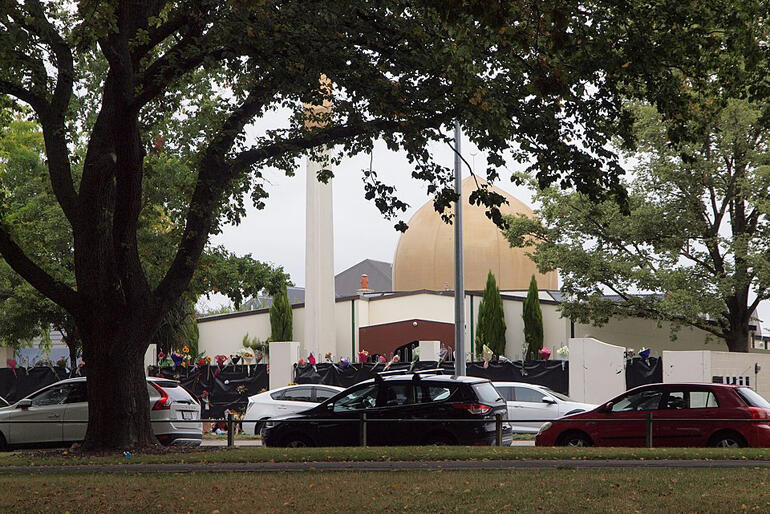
[0,226,79,314]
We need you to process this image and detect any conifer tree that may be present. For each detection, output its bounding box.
[270,283,293,342]
[475,271,507,358]
[523,275,544,360]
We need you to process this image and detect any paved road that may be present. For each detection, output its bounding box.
[2,459,769,474]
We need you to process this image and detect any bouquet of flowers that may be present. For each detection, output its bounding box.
[639,347,651,365]
[6,358,16,376]
[408,348,420,372]
[324,352,333,363]
[241,350,255,375]
[371,354,387,372]
[538,347,552,360]
[357,350,369,364]
[383,354,400,371]
[339,357,351,369]
[171,352,184,367]
[556,346,569,359]
[482,345,493,369]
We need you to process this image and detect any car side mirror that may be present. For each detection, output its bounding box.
[600,402,613,412]
[541,397,557,405]
[16,399,32,409]
[326,403,334,411]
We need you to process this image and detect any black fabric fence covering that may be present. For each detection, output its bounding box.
[0,366,72,403]
[295,360,569,395]
[148,364,269,419]
[625,357,663,390]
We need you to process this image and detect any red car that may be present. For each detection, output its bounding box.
[535,383,770,448]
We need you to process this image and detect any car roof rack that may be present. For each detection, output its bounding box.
[412,369,444,380]
[373,368,446,382]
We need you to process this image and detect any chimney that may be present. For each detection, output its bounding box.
[357,274,373,295]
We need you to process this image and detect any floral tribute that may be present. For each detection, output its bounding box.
[6,358,16,376]
[357,350,369,364]
[538,347,552,360]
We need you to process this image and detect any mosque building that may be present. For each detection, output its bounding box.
[196,176,742,361]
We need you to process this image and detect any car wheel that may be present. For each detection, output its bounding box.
[425,432,456,446]
[283,434,312,448]
[709,431,747,448]
[557,431,592,447]
[254,418,269,435]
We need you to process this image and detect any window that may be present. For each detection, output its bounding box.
[381,383,413,407]
[689,391,718,408]
[417,385,454,403]
[514,387,547,403]
[736,388,770,408]
[495,386,515,402]
[333,384,379,412]
[282,388,315,402]
[472,383,503,404]
[611,390,663,412]
[64,382,88,404]
[30,384,79,407]
[315,388,339,402]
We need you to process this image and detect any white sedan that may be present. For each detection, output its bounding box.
[492,382,597,434]
[0,377,202,449]
[242,384,344,435]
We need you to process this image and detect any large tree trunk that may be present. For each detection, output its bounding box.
[724,326,751,353]
[81,326,158,450]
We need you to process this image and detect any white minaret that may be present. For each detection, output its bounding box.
[303,77,336,360]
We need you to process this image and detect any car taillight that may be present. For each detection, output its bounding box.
[748,407,770,419]
[150,382,172,410]
[451,403,492,415]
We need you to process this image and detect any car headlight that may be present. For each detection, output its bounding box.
[537,422,552,436]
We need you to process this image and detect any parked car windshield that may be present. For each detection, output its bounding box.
[472,383,503,404]
[611,390,663,412]
[736,387,770,408]
[333,384,378,411]
[541,387,571,402]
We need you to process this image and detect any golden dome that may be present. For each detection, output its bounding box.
[392,176,558,291]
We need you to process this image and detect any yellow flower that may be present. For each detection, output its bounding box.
[205,356,212,363]
[182,345,190,354]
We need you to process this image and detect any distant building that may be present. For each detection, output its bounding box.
[197,178,764,360]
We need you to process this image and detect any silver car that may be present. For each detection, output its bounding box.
[492,381,597,433]
[0,376,201,449]
[0,396,7,408]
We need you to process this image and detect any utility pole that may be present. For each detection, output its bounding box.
[454,120,466,376]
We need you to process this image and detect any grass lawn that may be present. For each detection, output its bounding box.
[2,445,770,467]
[1,468,769,512]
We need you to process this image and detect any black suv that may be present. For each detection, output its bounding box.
[262,373,513,447]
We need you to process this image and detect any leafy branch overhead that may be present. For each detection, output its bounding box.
[505,99,770,353]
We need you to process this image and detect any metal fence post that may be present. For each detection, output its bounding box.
[360,413,368,447]
[227,412,234,448]
[495,414,503,446]
[645,411,653,448]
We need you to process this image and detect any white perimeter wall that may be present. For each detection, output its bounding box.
[568,337,626,404]
[664,350,770,400]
